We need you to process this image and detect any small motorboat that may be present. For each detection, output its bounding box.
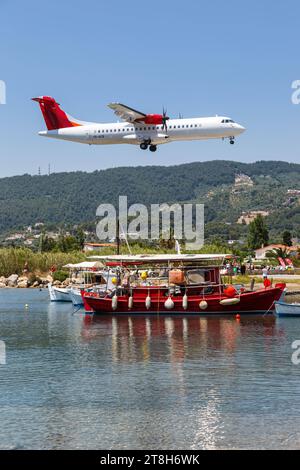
[48,283,72,302]
[275,301,300,317]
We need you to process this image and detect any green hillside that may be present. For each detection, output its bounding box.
[0,160,299,240]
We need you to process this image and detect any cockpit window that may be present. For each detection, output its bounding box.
[221,119,235,123]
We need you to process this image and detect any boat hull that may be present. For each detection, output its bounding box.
[275,301,300,317]
[48,284,72,302]
[83,286,285,315]
[69,287,83,306]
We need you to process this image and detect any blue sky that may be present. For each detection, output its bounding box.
[0,0,299,177]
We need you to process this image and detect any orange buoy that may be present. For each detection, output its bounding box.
[224,285,237,298]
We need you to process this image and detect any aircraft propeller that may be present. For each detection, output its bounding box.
[162,107,169,132]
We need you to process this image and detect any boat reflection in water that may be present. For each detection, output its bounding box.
[80,314,280,364]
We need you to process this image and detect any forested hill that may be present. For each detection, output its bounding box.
[0,160,299,236]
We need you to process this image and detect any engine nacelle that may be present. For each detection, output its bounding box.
[143,114,164,125]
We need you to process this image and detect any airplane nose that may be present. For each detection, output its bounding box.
[236,124,246,133]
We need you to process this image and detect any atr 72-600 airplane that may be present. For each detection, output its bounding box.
[32,96,245,152]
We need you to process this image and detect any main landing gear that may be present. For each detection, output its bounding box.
[140,141,157,152]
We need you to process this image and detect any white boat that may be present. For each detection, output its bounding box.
[275,301,300,317]
[69,287,83,306]
[48,284,72,302]
[48,261,117,306]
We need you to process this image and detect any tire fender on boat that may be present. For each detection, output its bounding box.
[199,300,208,310]
[165,297,174,310]
[220,297,240,306]
[112,294,118,310]
[182,294,188,310]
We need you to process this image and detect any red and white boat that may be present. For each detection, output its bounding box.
[82,254,286,316]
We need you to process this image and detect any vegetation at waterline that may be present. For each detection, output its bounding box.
[0,248,85,277]
[0,242,235,277]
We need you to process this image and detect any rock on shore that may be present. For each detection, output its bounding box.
[0,274,53,288]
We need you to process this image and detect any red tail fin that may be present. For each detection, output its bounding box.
[32,96,81,130]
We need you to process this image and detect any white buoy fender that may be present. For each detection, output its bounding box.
[145,295,151,310]
[164,297,174,310]
[128,296,133,309]
[182,294,188,310]
[112,294,118,310]
[220,297,240,306]
[199,300,208,310]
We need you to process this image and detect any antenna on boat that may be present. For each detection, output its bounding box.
[175,239,181,255]
[116,218,120,255]
[119,221,132,255]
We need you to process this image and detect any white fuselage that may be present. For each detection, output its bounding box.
[39,116,245,146]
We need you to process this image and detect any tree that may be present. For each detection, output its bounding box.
[282,230,292,247]
[265,247,289,264]
[247,215,269,250]
[74,228,85,250]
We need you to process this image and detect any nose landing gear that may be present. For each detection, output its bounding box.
[229,137,235,145]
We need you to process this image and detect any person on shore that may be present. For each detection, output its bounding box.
[262,266,268,280]
[23,261,29,274]
[240,264,246,276]
[226,262,233,283]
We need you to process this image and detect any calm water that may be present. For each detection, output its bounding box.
[0,288,300,450]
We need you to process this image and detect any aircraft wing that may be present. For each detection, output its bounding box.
[108,103,146,123]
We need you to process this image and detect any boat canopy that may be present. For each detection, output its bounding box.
[88,253,233,266]
[62,261,104,270]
